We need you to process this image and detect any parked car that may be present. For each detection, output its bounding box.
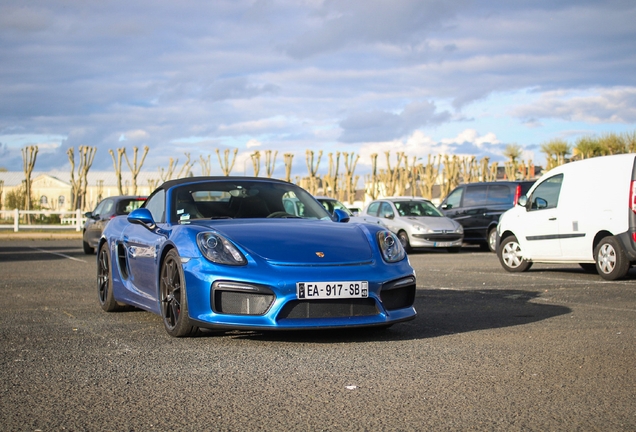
[497,154,636,280]
[359,197,463,252]
[82,196,146,254]
[439,181,535,252]
[315,196,369,223]
[98,177,416,337]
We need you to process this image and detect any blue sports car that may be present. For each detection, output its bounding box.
[98,177,417,337]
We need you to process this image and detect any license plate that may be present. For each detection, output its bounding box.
[297,281,368,299]
[434,241,452,247]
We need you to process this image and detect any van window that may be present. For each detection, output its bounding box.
[529,174,563,210]
[464,185,488,207]
[487,184,512,205]
[444,187,463,209]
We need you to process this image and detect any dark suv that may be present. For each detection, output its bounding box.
[438,181,535,252]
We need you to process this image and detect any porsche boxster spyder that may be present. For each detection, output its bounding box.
[98,177,417,336]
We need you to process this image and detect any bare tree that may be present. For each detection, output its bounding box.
[216,148,238,176]
[78,146,97,209]
[264,150,278,178]
[109,148,126,195]
[305,150,322,195]
[21,146,38,222]
[124,146,149,195]
[67,148,81,210]
[176,153,195,178]
[364,153,379,201]
[199,155,212,176]
[283,153,294,182]
[159,157,178,181]
[68,146,97,209]
[250,151,261,176]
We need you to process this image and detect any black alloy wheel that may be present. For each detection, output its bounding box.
[98,243,121,312]
[160,249,198,337]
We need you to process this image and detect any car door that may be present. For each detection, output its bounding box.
[360,201,385,226]
[85,199,112,245]
[459,184,490,241]
[518,174,564,258]
[123,189,166,303]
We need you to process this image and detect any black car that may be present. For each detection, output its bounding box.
[439,181,534,252]
[82,196,146,254]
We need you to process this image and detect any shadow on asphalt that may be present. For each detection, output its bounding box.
[204,289,571,343]
[0,245,89,262]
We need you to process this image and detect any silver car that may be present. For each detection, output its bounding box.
[360,198,464,252]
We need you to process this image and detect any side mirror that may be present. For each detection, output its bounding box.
[333,208,350,223]
[441,204,450,210]
[383,213,394,220]
[84,211,94,218]
[128,208,156,230]
[517,196,527,207]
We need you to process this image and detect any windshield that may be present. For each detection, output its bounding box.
[394,200,444,217]
[172,180,332,223]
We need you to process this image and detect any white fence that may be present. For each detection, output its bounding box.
[0,209,86,232]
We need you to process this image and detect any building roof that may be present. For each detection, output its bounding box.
[0,171,164,187]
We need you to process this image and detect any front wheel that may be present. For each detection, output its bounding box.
[498,235,532,272]
[595,236,630,281]
[160,249,198,337]
[397,231,412,253]
[97,243,122,312]
[487,228,497,253]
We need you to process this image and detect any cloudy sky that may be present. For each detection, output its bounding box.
[1,0,635,178]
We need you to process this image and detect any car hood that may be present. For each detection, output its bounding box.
[206,220,375,264]
[404,216,459,231]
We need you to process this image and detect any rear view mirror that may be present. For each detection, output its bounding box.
[128,208,156,230]
[333,208,350,223]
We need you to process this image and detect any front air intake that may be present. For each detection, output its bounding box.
[380,277,416,311]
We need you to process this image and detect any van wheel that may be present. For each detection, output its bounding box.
[498,235,532,272]
[595,236,630,280]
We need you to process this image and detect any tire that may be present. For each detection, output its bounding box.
[83,239,95,255]
[487,228,497,253]
[594,236,630,281]
[160,249,198,337]
[97,243,122,312]
[579,263,597,273]
[498,235,532,272]
[398,231,412,253]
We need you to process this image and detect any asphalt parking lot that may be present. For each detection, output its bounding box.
[1,239,635,431]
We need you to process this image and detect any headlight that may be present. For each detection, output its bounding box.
[197,232,247,266]
[377,230,406,263]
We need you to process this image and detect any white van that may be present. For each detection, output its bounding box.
[496,154,636,280]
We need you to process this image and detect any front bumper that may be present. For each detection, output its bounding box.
[182,257,417,330]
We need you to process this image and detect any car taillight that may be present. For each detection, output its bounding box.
[631,180,636,214]
[513,184,522,205]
